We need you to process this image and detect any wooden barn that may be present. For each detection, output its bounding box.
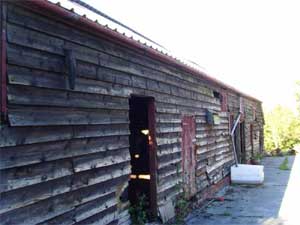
[0,1,264,224]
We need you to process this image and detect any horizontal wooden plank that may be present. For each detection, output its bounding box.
[158,162,181,179]
[74,192,116,222]
[7,43,65,73]
[196,136,229,147]
[156,113,181,123]
[0,174,126,225]
[0,190,76,225]
[158,167,182,181]
[74,206,117,225]
[0,124,129,147]
[7,84,129,110]
[156,102,180,114]
[0,175,72,214]
[206,156,234,174]
[0,163,130,214]
[157,174,181,194]
[117,210,130,225]
[156,123,182,134]
[157,143,181,157]
[0,135,129,170]
[37,210,75,225]
[8,64,133,99]
[0,159,73,193]
[73,148,130,173]
[157,184,181,206]
[197,142,230,155]
[158,151,181,169]
[196,130,229,139]
[156,133,181,146]
[8,106,129,126]
[1,170,128,220]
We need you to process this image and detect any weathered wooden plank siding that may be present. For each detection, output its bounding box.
[0,3,264,225]
[227,92,264,162]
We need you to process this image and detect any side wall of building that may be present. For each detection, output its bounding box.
[227,92,264,162]
[0,3,264,225]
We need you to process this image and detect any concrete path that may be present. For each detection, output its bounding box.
[186,155,300,225]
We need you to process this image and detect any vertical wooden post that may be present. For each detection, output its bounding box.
[0,1,7,122]
[250,124,254,158]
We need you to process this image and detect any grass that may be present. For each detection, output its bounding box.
[174,194,189,225]
[222,211,231,216]
[128,195,147,225]
[279,157,289,170]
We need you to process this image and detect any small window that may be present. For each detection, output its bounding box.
[213,91,221,99]
[214,91,228,112]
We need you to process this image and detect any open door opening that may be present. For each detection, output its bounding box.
[128,96,157,218]
[234,121,246,163]
[250,124,254,158]
[240,122,246,163]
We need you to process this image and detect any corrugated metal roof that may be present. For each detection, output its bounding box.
[47,0,209,71]
[44,0,261,102]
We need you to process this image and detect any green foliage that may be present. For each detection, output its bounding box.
[222,211,231,216]
[129,195,147,225]
[174,193,189,224]
[253,153,263,160]
[279,157,289,170]
[296,81,300,114]
[264,105,300,151]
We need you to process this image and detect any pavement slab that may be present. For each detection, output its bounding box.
[185,155,300,225]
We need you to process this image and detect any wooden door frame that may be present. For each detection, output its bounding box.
[147,97,158,217]
[128,95,157,217]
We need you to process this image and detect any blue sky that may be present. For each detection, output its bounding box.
[81,0,299,112]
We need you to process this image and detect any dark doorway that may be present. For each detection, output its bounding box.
[234,121,246,163]
[234,123,241,163]
[250,124,254,158]
[239,122,246,163]
[128,96,157,218]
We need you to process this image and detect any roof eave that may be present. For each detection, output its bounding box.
[17,0,262,103]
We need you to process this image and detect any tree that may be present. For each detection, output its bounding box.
[264,105,300,151]
[296,81,300,115]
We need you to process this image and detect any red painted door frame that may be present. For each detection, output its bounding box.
[181,115,196,198]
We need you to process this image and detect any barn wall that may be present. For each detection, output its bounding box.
[0,3,264,225]
[227,92,264,162]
